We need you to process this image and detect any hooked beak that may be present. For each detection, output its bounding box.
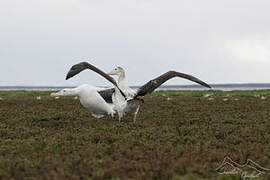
[50,92,59,97]
[107,71,115,75]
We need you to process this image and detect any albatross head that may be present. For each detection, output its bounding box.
[50,88,76,97]
[108,67,125,76]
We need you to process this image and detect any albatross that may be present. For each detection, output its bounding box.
[51,84,116,118]
[64,61,211,122]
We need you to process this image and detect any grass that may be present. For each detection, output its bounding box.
[0,90,270,179]
[1,89,270,99]
[151,89,270,98]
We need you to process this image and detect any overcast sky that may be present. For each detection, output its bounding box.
[1,0,270,87]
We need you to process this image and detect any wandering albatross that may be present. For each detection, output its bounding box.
[65,61,211,122]
[51,84,116,118]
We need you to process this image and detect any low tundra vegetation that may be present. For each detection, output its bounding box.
[0,90,269,179]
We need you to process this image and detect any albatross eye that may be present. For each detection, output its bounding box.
[115,68,117,71]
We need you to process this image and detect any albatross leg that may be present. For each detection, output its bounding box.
[118,116,121,122]
[118,113,124,122]
[109,112,114,118]
[133,105,141,123]
[117,110,124,122]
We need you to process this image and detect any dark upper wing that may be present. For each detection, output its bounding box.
[66,61,117,86]
[135,71,211,97]
[66,61,126,98]
[97,88,115,104]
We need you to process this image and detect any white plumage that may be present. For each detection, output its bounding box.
[51,84,116,118]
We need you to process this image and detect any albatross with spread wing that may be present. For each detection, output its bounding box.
[64,61,211,122]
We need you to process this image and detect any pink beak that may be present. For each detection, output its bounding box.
[107,71,114,75]
[50,92,58,97]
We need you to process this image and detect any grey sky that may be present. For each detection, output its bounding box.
[1,0,270,86]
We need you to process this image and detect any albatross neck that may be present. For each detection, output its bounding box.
[118,70,126,85]
[69,87,80,96]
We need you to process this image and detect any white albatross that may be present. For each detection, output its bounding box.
[51,62,142,121]
[64,61,212,122]
[51,84,116,118]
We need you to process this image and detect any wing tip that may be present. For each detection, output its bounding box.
[65,71,73,80]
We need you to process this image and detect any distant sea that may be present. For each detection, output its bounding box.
[0,83,270,91]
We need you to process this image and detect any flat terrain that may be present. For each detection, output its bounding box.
[0,90,269,179]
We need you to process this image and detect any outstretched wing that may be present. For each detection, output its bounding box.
[66,61,126,98]
[135,71,211,97]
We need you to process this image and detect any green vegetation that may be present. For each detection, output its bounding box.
[151,89,270,98]
[1,89,270,99]
[0,90,269,179]
[0,90,51,99]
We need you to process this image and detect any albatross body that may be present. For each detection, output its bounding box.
[51,84,115,118]
[106,67,142,121]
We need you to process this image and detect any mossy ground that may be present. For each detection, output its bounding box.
[0,90,269,179]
